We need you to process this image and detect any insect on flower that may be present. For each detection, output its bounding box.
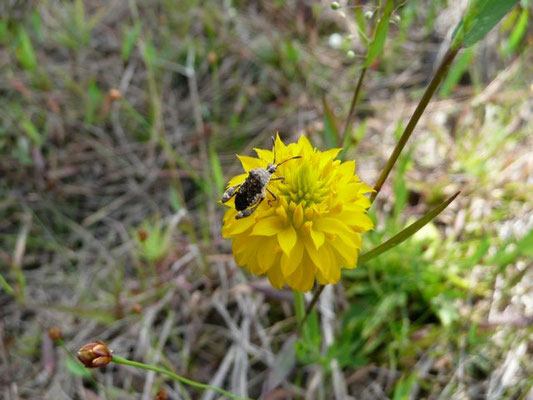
[221,138,301,219]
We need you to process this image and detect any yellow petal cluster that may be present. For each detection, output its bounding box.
[222,135,373,292]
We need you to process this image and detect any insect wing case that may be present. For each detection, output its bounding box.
[234,169,270,211]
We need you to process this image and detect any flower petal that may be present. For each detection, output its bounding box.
[336,211,374,231]
[227,173,248,188]
[223,214,256,236]
[254,148,274,163]
[280,239,303,277]
[256,238,279,274]
[251,216,284,236]
[290,256,315,292]
[278,224,297,255]
[267,262,284,289]
[309,228,325,249]
[237,155,265,172]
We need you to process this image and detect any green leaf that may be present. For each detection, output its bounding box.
[169,185,182,212]
[453,0,519,48]
[16,28,37,71]
[359,192,460,264]
[503,7,529,55]
[84,81,103,125]
[263,336,297,392]
[0,273,14,295]
[122,23,142,62]
[362,292,406,338]
[21,117,43,147]
[364,0,394,67]
[322,96,340,148]
[393,373,417,400]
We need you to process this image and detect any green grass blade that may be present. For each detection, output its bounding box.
[16,28,37,71]
[322,96,340,148]
[359,192,460,264]
[0,273,14,295]
[364,0,394,67]
[503,7,529,55]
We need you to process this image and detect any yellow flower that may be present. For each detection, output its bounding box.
[222,135,373,292]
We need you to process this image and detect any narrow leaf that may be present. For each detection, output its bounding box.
[322,96,340,148]
[0,273,14,295]
[263,336,297,393]
[364,0,394,67]
[503,7,529,55]
[16,28,37,71]
[359,192,460,264]
[453,0,519,48]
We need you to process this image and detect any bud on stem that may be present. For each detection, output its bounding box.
[77,340,112,368]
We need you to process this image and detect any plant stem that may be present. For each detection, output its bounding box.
[370,47,460,204]
[340,67,367,147]
[360,192,460,264]
[112,356,248,400]
[298,285,325,330]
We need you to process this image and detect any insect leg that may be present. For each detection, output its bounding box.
[236,197,264,219]
[266,187,277,205]
[221,184,241,203]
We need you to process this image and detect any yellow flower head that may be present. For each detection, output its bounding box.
[222,134,373,292]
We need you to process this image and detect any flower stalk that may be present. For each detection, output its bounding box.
[111,356,248,400]
[77,341,248,400]
[370,47,460,204]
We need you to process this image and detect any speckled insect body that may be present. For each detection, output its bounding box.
[222,138,301,219]
[234,168,270,212]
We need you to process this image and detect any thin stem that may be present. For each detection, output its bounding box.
[340,67,368,147]
[370,47,460,204]
[298,285,325,330]
[361,191,460,264]
[112,356,248,400]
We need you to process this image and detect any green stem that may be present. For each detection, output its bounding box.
[112,356,248,400]
[370,47,460,204]
[293,291,306,325]
[298,285,325,331]
[340,67,367,147]
[360,192,460,264]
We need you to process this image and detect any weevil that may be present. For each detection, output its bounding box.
[222,138,301,219]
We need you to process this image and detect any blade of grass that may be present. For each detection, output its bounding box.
[360,192,460,264]
[0,274,14,295]
[322,96,340,148]
[370,47,459,204]
[503,6,528,55]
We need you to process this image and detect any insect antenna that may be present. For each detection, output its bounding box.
[271,136,276,164]
[276,155,302,166]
